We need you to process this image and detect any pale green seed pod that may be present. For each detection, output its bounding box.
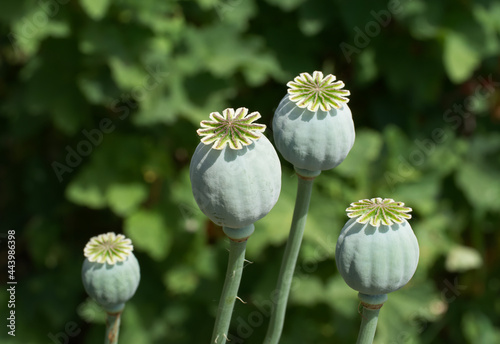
[335,198,419,295]
[81,232,140,312]
[273,71,355,173]
[190,107,281,229]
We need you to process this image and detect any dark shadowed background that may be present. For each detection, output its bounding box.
[1,0,500,343]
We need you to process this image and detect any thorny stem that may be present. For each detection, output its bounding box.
[264,170,318,344]
[211,235,248,343]
[105,311,122,344]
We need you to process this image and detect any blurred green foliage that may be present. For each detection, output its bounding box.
[1,0,500,343]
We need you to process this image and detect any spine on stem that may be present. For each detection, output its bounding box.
[211,228,252,343]
[265,71,354,343]
[264,172,316,344]
[189,108,281,342]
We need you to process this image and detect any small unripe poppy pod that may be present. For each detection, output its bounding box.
[190,107,281,230]
[81,232,141,312]
[273,71,355,173]
[335,198,419,295]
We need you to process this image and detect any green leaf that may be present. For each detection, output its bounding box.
[183,25,281,83]
[0,1,29,24]
[323,275,358,318]
[413,213,455,275]
[134,93,180,126]
[163,266,199,295]
[77,298,106,324]
[20,38,89,135]
[124,210,171,261]
[132,2,183,34]
[77,72,119,105]
[10,18,70,57]
[335,129,383,177]
[421,132,466,177]
[455,133,500,211]
[25,218,61,268]
[443,31,481,83]
[355,49,378,85]
[264,0,306,11]
[66,168,109,209]
[463,311,500,344]
[383,125,422,186]
[108,57,149,90]
[79,20,151,59]
[290,275,325,306]
[375,36,445,102]
[120,303,152,343]
[79,0,111,21]
[106,182,149,216]
[472,4,500,55]
[246,171,296,258]
[456,162,500,211]
[389,176,441,216]
[241,52,282,86]
[50,88,90,135]
[376,282,441,344]
[213,0,257,30]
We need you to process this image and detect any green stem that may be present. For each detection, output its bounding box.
[356,293,387,344]
[105,310,122,344]
[211,234,248,343]
[356,306,381,344]
[264,169,318,344]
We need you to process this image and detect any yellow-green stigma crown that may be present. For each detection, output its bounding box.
[84,232,133,265]
[287,71,350,112]
[346,198,412,227]
[197,107,266,150]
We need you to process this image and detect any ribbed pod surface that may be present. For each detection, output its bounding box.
[335,218,419,295]
[81,253,141,312]
[273,94,355,172]
[190,135,281,229]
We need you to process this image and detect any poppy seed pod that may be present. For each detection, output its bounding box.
[273,71,355,173]
[81,232,141,312]
[190,107,281,230]
[335,198,419,295]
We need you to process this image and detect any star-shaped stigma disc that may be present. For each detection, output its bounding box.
[84,232,134,265]
[287,71,350,112]
[346,198,412,227]
[197,107,266,150]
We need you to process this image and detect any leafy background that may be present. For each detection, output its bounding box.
[1,0,500,343]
